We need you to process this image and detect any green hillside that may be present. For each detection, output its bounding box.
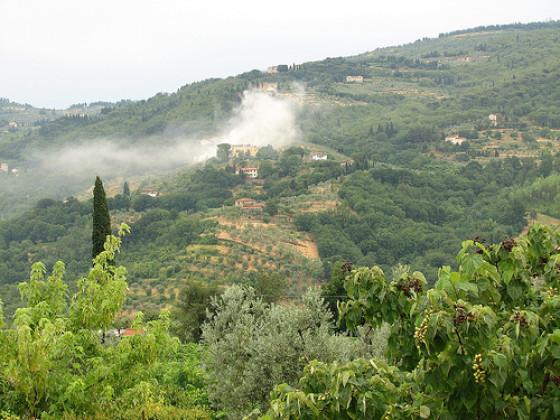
[4,21,560,419]
[1,21,560,317]
[2,22,560,217]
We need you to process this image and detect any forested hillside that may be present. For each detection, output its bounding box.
[2,20,560,419]
[2,21,560,216]
[2,21,560,316]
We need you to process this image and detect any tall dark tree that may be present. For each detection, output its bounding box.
[322,262,352,332]
[92,176,112,260]
[217,143,231,162]
[123,181,130,197]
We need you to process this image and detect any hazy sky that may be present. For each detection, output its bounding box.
[2,0,559,109]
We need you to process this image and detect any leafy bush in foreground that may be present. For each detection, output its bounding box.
[264,224,560,419]
[0,225,211,419]
[202,286,377,419]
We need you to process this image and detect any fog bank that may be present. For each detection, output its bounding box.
[2,89,302,217]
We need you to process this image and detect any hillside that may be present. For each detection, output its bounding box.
[2,21,560,218]
[1,21,560,316]
[0,98,110,130]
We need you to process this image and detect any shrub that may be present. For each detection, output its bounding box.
[266,225,560,418]
[202,286,374,418]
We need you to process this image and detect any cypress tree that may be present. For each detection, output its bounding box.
[123,181,130,196]
[92,176,112,260]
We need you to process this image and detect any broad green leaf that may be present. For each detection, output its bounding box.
[502,270,513,285]
[507,284,522,301]
[420,405,431,419]
[462,254,484,278]
[551,342,560,359]
[450,271,462,286]
[460,384,478,410]
[535,335,549,357]
[522,379,534,393]
[436,266,451,291]
[489,371,506,388]
[345,308,362,330]
[457,281,478,296]
[492,353,507,369]
[553,399,560,416]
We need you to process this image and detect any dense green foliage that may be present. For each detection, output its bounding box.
[296,154,560,283]
[201,286,376,419]
[0,198,92,316]
[264,224,560,419]
[169,279,222,343]
[0,227,213,418]
[249,270,289,304]
[3,149,560,315]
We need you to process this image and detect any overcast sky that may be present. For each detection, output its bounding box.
[2,0,559,109]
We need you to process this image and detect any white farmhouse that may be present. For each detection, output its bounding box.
[241,167,259,178]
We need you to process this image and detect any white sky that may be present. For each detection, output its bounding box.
[2,0,559,109]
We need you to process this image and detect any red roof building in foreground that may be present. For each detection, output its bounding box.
[121,328,144,336]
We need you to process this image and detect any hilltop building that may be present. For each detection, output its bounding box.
[121,328,144,336]
[445,135,467,145]
[140,187,158,197]
[340,158,355,167]
[235,198,264,213]
[240,167,259,178]
[346,76,364,83]
[235,198,257,207]
[305,151,328,162]
[232,144,259,158]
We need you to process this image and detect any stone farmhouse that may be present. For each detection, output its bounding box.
[231,144,259,158]
[235,198,265,213]
[305,151,328,162]
[445,135,468,145]
[346,76,364,83]
[141,187,158,197]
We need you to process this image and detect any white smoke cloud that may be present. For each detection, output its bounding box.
[218,89,300,148]
[17,88,303,203]
[35,89,301,176]
[34,138,206,177]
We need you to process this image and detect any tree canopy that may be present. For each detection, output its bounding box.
[264,224,560,419]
